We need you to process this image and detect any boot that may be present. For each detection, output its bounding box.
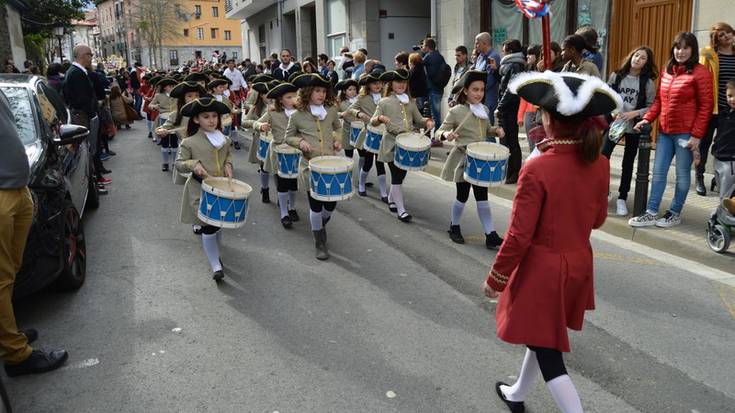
[448,224,465,244]
[696,176,706,196]
[261,188,271,203]
[313,229,329,260]
[486,231,504,249]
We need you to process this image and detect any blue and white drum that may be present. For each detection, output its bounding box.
[394,133,431,171]
[349,121,364,146]
[275,144,301,179]
[309,156,354,202]
[197,177,252,229]
[257,133,272,162]
[364,124,385,154]
[464,142,510,187]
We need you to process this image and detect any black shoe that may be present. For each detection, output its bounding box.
[281,215,293,228]
[696,176,706,196]
[711,177,717,192]
[19,328,38,344]
[495,382,525,413]
[101,168,112,174]
[96,185,108,194]
[388,202,397,213]
[486,231,503,249]
[125,125,131,130]
[162,164,169,172]
[156,140,162,146]
[381,196,389,204]
[4,349,69,377]
[288,209,300,222]
[398,212,412,223]
[261,188,270,203]
[193,226,203,235]
[233,142,241,150]
[365,182,374,187]
[322,215,331,226]
[107,150,117,156]
[314,229,329,260]
[448,224,465,244]
[212,270,225,282]
[147,132,152,139]
[358,190,367,197]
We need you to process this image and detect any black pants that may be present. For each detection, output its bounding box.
[161,134,179,149]
[500,114,522,183]
[387,162,407,185]
[602,133,640,200]
[200,225,220,234]
[528,346,568,382]
[359,149,386,175]
[697,117,719,179]
[276,176,298,192]
[307,193,336,212]
[345,148,354,158]
[456,182,488,202]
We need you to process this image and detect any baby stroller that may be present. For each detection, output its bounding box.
[706,159,735,253]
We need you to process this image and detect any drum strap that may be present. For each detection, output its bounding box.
[401,105,409,130]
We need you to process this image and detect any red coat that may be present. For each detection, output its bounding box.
[487,142,609,352]
[643,64,712,139]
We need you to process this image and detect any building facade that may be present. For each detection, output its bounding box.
[0,0,29,68]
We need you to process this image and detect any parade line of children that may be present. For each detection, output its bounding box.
[146,67,508,280]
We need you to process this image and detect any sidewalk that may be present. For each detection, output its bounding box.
[425,134,735,273]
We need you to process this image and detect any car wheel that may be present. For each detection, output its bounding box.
[86,168,100,210]
[55,200,86,290]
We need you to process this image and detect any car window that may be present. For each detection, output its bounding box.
[0,86,36,145]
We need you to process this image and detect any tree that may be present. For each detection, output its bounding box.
[17,0,87,38]
[132,0,184,69]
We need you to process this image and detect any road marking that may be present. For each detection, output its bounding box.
[64,358,100,370]
[385,390,397,398]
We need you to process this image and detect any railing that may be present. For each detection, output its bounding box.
[225,0,233,14]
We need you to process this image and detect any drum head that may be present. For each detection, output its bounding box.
[466,142,510,160]
[274,143,301,155]
[309,156,354,172]
[396,133,431,150]
[367,124,385,134]
[351,121,365,129]
[203,177,253,199]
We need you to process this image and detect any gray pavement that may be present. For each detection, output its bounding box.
[6,122,735,413]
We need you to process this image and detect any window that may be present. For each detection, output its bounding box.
[232,51,238,60]
[183,29,189,37]
[196,28,204,40]
[194,5,201,18]
[224,30,232,40]
[211,28,218,39]
[170,50,179,66]
[326,0,347,58]
[212,6,218,17]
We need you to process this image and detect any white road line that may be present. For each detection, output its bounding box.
[417,171,735,287]
[63,358,100,370]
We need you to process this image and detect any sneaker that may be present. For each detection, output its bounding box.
[628,212,657,227]
[100,153,110,161]
[655,211,681,228]
[96,177,112,185]
[147,132,153,139]
[233,142,241,150]
[162,164,169,172]
[107,150,117,156]
[615,199,628,216]
[288,209,300,222]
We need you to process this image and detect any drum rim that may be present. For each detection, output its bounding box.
[350,121,365,128]
[309,155,354,173]
[466,142,511,160]
[309,189,354,202]
[202,177,253,199]
[274,144,302,155]
[366,124,386,134]
[197,192,249,228]
[260,134,273,143]
[396,134,431,151]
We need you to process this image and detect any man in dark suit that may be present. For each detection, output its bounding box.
[272,49,302,80]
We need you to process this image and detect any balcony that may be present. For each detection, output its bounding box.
[225,0,274,20]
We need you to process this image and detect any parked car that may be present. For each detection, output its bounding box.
[0,74,97,298]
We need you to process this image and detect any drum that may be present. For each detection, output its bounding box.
[349,121,364,146]
[197,177,252,229]
[275,144,301,179]
[394,133,431,171]
[257,133,272,162]
[464,142,510,187]
[309,156,354,202]
[364,124,385,154]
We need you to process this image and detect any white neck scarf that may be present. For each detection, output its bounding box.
[348,96,358,104]
[395,93,409,104]
[284,108,297,118]
[469,103,489,119]
[215,95,224,102]
[310,104,327,120]
[280,62,294,72]
[371,92,382,104]
[204,130,227,149]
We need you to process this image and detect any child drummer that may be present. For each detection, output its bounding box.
[254,81,302,228]
[156,81,207,172]
[335,79,359,160]
[175,97,234,282]
[207,78,239,137]
[242,81,275,203]
[437,70,505,249]
[284,74,343,260]
[371,69,433,222]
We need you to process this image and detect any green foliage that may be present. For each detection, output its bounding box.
[21,0,88,38]
[23,33,48,70]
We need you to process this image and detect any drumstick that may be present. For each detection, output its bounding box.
[451,111,474,136]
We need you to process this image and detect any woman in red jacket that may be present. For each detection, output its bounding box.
[485,71,618,413]
[630,32,713,228]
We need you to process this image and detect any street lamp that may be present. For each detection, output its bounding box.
[53,26,65,62]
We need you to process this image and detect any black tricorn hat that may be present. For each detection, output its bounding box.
[508,72,622,119]
[380,68,410,82]
[148,75,163,86]
[251,81,274,95]
[170,81,208,99]
[248,74,274,84]
[156,78,177,89]
[451,70,487,95]
[207,78,230,90]
[180,96,231,117]
[335,79,359,91]
[287,71,304,83]
[291,73,331,89]
[185,72,209,83]
[359,65,386,86]
[266,82,298,99]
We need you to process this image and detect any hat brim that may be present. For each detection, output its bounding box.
[336,79,359,91]
[251,82,270,95]
[185,73,209,83]
[156,78,177,88]
[207,79,229,90]
[180,98,231,118]
[170,82,207,99]
[266,82,298,99]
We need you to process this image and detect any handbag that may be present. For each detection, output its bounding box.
[607,118,628,143]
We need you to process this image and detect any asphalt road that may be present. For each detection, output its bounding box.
[6,122,735,413]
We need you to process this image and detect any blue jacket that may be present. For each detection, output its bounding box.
[473,49,502,112]
[423,50,446,94]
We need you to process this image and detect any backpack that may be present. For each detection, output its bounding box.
[433,62,452,89]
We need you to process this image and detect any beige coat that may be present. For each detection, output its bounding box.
[285,106,342,188]
[244,103,266,164]
[175,130,233,225]
[436,104,499,182]
[149,93,176,114]
[562,60,601,78]
[338,99,359,151]
[110,93,133,124]
[347,94,379,149]
[254,109,291,174]
[370,95,426,163]
[160,112,190,141]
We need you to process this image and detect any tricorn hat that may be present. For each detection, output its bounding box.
[207,78,230,90]
[291,73,331,89]
[266,82,298,99]
[508,72,622,119]
[248,74,274,84]
[287,71,304,83]
[380,68,410,82]
[335,79,359,91]
[170,81,207,99]
[359,65,386,86]
[451,70,488,95]
[185,72,209,83]
[251,81,275,95]
[180,96,231,117]
[156,78,177,89]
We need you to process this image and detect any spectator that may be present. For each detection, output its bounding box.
[576,26,605,73]
[394,52,409,70]
[0,89,69,377]
[326,60,339,85]
[697,22,735,196]
[472,32,503,117]
[242,59,257,79]
[109,85,133,129]
[364,59,381,75]
[630,32,713,228]
[525,44,542,70]
[223,59,248,144]
[536,41,564,72]
[335,46,351,79]
[422,37,448,142]
[273,49,301,80]
[269,53,279,72]
[561,34,602,78]
[3,59,19,73]
[358,48,368,57]
[131,62,143,115]
[318,53,330,77]
[351,51,367,80]
[449,45,471,106]
[602,46,658,216]
[46,63,65,93]
[408,52,429,113]
[302,60,317,74]
[496,39,526,184]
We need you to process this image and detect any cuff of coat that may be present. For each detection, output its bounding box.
[486,267,510,292]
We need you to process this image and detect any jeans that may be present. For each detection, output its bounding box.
[133,91,143,114]
[428,91,443,133]
[647,132,693,215]
[602,133,640,201]
[696,117,718,179]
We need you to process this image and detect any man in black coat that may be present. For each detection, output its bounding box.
[272,49,302,80]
